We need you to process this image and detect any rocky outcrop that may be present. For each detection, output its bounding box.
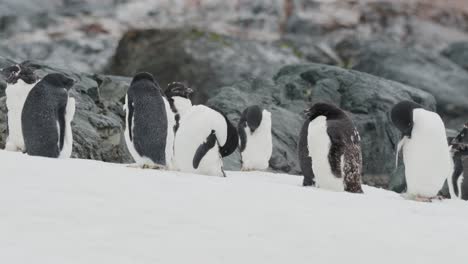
[0,57,132,163]
[107,28,303,104]
[441,42,468,71]
[340,41,468,129]
[208,63,435,189]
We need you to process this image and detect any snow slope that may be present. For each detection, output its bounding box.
[0,150,467,264]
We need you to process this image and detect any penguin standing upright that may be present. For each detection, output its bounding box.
[299,102,363,193]
[391,100,452,200]
[173,105,238,177]
[21,73,76,158]
[1,63,39,152]
[237,105,272,171]
[447,123,468,200]
[124,72,173,168]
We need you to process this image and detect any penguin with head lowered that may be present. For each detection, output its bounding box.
[124,72,174,169]
[391,100,452,200]
[237,105,272,171]
[446,123,468,200]
[21,73,76,158]
[299,102,363,193]
[1,62,40,152]
[173,105,238,177]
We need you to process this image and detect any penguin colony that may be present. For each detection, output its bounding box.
[1,63,467,202]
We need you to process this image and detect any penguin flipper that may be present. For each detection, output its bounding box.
[193,130,217,169]
[58,103,67,151]
[238,121,247,152]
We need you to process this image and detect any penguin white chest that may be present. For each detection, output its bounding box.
[5,80,36,151]
[403,109,452,197]
[307,116,344,191]
[163,98,175,169]
[173,106,226,177]
[241,110,272,171]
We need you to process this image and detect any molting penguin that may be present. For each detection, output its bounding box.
[21,73,76,158]
[237,105,272,171]
[391,100,452,200]
[173,106,238,177]
[299,102,363,193]
[447,123,468,200]
[1,63,40,152]
[124,72,172,168]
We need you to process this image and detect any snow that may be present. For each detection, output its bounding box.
[1,150,468,263]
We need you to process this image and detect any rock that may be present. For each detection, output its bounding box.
[208,63,436,189]
[107,28,303,104]
[441,42,468,71]
[347,41,468,129]
[0,57,133,163]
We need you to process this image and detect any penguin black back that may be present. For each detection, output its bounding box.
[238,105,263,152]
[127,72,168,165]
[22,73,74,157]
[391,100,423,138]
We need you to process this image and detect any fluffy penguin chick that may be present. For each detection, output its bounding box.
[173,105,238,177]
[21,73,75,158]
[301,102,363,193]
[391,101,452,198]
[238,105,272,171]
[124,72,171,168]
[1,64,39,152]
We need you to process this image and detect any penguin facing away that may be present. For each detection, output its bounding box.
[238,105,272,171]
[447,123,468,200]
[391,100,452,199]
[21,73,76,158]
[173,105,238,177]
[1,63,40,152]
[124,72,171,168]
[300,102,363,193]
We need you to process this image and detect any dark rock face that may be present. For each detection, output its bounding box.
[208,63,435,188]
[107,28,302,104]
[0,57,132,163]
[347,42,468,129]
[442,42,468,71]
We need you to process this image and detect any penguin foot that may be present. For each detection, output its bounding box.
[408,195,445,203]
[126,164,166,170]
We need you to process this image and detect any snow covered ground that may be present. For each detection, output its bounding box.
[0,150,467,263]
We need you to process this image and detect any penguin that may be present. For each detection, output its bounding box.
[124,72,173,168]
[299,102,363,193]
[237,105,272,171]
[1,63,40,152]
[21,73,76,158]
[391,100,452,200]
[447,123,468,200]
[173,105,238,177]
[164,82,194,133]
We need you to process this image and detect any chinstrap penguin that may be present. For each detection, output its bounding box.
[391,100,452,201]
[173,105,238,177]
[21,73,76,158]
[300,102,363,193]
[124,72,173,169]
[237,105,272,171]
[1,62,40,152]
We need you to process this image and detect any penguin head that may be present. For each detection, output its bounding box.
[304,102,345,121]
[211,107,239,157]
[131,72,156,85]
[391,100,422,138]
[165,82,194,99]
[42,73,75,90]
[1,65,21,84]
[451,122,468,145]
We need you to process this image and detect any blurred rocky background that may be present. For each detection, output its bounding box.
[1,0,468,190]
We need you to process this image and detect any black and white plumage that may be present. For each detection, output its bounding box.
[164,82,194,133]
[173,105,238,177]
[299,102,363,193]
[391,100,452,198]
[124,72,173,168]
[1,63,40,152]
[21,73,76,158]
[447,123,468,200]
[237,105,272,171]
